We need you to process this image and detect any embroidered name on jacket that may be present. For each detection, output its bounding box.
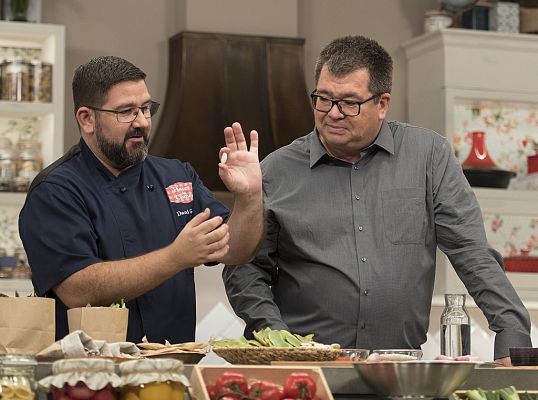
[166,182,193,203]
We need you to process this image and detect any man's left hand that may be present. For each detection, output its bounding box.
[218,122,262,195]
[494,356,512,366]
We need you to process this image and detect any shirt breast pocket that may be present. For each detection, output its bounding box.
[382,188,425,245]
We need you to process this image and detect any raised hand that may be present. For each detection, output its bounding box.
[218,122,262,195]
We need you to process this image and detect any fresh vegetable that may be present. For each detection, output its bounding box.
[215,372,249,399]
[456,387,538,400]
[209,328,338,349]
[206,384,218,400]
[283,372,317,400]
[248,380,284,400]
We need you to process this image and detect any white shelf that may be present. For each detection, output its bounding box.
[0,192,27,205]
[0,278,34,296]
[0,22,65,285]
[402,29,538,304]
[0,100,56,116]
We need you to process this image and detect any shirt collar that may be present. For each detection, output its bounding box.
[309,119,394,168]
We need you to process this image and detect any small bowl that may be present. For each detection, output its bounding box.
[337,349,370,362]
[510,347,538,366]
[354,361,477,399]
[370,349,423,361]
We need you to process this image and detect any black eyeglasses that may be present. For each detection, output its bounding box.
[310,91,381,116]
[87,101,160,123]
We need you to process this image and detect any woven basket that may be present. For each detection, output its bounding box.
[212,347,343,365]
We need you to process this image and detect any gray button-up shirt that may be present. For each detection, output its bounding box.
[223,120,531,359]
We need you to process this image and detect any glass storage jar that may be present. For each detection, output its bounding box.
[0,137,16,192]
[0,354,38,400]
[38,358,121,400]
[16,138,42,191]
[29,60,52,103]
[119,358,189,400]
[1,58,30,102]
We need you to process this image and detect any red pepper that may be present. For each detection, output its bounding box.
[248,380,284,400]
[283,372,317,400]
[215,372,249,399]
[206,384,218,400]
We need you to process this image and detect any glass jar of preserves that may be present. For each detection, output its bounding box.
[38,358,121,400]
[29,60,52,103]
[1,58,30,102]
[0,354,38,400]
[0,137,16,192]
[119,358,189,400]
[16,138,42,190]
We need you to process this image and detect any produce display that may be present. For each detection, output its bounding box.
[209,328,338,349]
[455,387,538,400]
[205,371,319,400]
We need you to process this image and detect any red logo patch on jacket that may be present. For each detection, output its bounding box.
[166,182,193,203]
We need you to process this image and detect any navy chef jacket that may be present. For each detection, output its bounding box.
[19,139,229,343]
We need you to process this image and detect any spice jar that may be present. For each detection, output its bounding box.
[16,138,42,191]
[38,358,122,400]
[0,137,16,192]
[1,58,30,102]
[119,358,189,400]
[0,354,38,400]
[29,60,52,103]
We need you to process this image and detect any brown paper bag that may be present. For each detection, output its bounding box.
[0,297,55,354]
[67,307,128,343]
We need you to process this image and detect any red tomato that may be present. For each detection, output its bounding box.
[215,372,248,399]
[248,380,284,400]
[283,373,317,400]
[206,384,218,400]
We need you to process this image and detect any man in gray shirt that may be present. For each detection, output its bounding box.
[222,35,531,366]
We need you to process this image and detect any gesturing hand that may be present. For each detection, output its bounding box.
[218,122,262,195]
[172,208,230,267]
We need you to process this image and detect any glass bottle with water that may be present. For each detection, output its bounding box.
[440,293,471,357]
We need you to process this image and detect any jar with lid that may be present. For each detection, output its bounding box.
[38,358,122,400]
[10,247,31,279]
[16,138,42,191]
[119,358,189,400]
[1,58,30,102]
[440,293,471,357]
[0,137,17,192]
[29,60,52,103]
[0,354,38,400]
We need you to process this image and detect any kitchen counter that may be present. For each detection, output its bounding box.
[35,362,538,395]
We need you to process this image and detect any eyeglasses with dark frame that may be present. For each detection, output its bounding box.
[310,90,382,117]
[87,101,161,123]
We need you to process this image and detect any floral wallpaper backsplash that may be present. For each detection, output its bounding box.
[452,99,538,259]
[0,116,41,143]
[452,100,538,177]
[484,213,538,258]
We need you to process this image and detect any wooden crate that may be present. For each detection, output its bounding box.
[190,365,334,400]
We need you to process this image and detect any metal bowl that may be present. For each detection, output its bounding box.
[354,361,477,399]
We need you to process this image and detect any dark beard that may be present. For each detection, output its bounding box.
[95,119,149,170]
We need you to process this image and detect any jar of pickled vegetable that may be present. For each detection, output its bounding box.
[38,358,122,400]
[0,354,38,400]
[119,358,189,400]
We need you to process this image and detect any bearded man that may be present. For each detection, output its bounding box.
[19,56,263,343]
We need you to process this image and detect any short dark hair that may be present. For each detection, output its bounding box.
[314,35,392,96]
[72,55,146,113]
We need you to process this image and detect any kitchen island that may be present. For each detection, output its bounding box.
[35,362,538,398]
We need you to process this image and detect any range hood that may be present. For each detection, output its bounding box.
[150,31,314,191]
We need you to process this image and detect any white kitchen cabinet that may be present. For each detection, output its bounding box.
[0,21,65,295]
[402,28,538,308]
